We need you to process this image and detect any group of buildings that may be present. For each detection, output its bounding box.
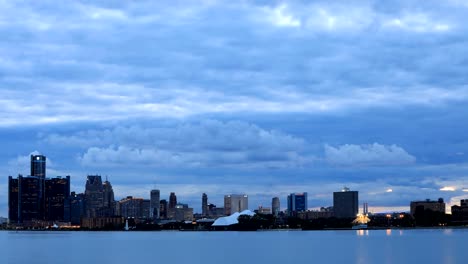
[6,154,468,229]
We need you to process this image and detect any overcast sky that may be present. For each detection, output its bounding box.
[1,0,468,216]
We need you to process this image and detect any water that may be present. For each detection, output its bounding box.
[1,229,467,264]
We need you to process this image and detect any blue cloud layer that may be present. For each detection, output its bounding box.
[1,0,468,215]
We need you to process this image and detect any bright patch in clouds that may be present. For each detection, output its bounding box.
[324,143,416,166]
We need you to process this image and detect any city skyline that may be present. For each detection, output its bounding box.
[1,1,468,216]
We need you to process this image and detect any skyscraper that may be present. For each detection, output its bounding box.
[102,179,115,217]
[31,154,46,178]
[84,175,104,218]
[150,189,160,219]
[224,194,248,215]
[45,176,70,222]
[9,154,71,225]
[17,175,44,223]
[202,193,208,217]
[333,188,358,218]
[160,199,168,219]
[8,176,19,223]
[169,192,177,209]
[287,193,308,216]
[272,197,280,217]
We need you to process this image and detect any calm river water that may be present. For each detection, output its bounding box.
[1,229,467,264]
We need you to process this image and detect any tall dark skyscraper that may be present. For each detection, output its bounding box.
[84,175,104,217]
[150,189,160,219]
[17,175,44,223]
[8,154,71,225]
[169,192,177,209]
[64,192,85,225]
[159,199,168,219]
[333,188,359,218]
[287,193,307,216]
[30,155,46,178]
[202,193,208,217]
[8,176,19,223]
[45,176,70,222]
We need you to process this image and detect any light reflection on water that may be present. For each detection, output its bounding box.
[1,229,467,264]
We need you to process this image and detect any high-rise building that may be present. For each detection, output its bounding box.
[84,175,104,218]
[150,189,160,219]
[202,193,208,217]
[8,176,19,224]
[45,176,70,222]
[9,154,71,225]
[160,199,168,219]
[224,194,248,215]
[169,192,177,209]
[101,179,115,217]
[17,175,44,223]
[272,197,280,217]
[287,193,308,216]
[30,155,46,178]
[333,188,359,218]
[64,192,85,225]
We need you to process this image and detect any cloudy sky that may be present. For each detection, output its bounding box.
[1,0,468,216]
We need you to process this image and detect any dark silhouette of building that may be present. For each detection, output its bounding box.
[272,197,280,217]
[8,176,19,223]
[64,192,85,225]
[410,198,445,217]
[30,154,46,178]
[45,176,70,222]
[84,175,104,217]
[159,199,168,219]
[452,199,468,223]
[287,193,307,216]
[17,175,44,223]
[333,188,358,218]
[8,154,72,225]
[202,193,208,217]
[150,189,160,219]
[169,192,177,209]
[101,179,115,217]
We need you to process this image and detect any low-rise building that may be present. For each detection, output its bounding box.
[410,198,445,217]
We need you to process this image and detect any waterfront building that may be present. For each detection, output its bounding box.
[333,188,359,218]
[17,175,43,223]
[8,176,19,223]
[298,207,334,220]
[102,179,115,217]
[287,193,308,216]
[224,194,248,215]
[118,196,150,219]
[410,198,445,217]
[150,189,160,219]
[45,176,70,222]
[208,204,225,218]
[451,199,468,223]
[272,197,280,217]
[202,193,208,217]
[167,203,194,221]
[84,175,104,218]
[64,192,85,225]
